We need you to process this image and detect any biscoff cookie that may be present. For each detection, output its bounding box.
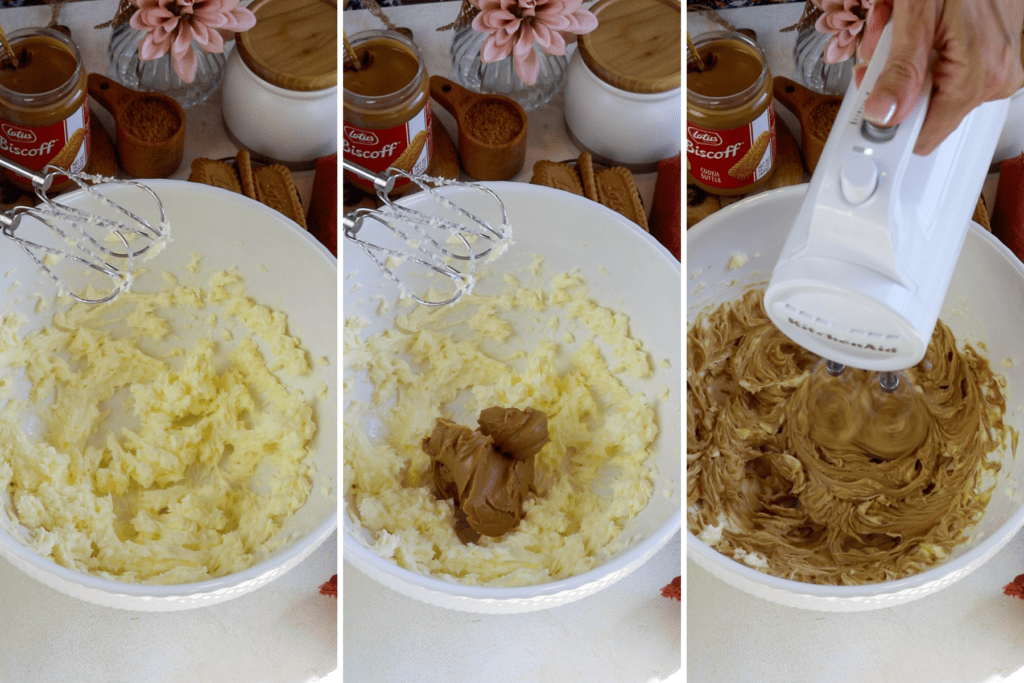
[595,166,648,231]
[577,152,598,202]
[728,130,771,180]
[189,158,242,193]
[687,183,721,229]
[254,164,307,229]
[84,118,118,178]
[427,118,460,180]
[50,127,86,171]
[530,160,583,196]
[973,194,991,232]
[235,148,258,201]
[392,130,427,173]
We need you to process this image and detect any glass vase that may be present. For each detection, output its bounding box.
[107,24,227,108]
[450,27,568,111]
[793,24,854,96]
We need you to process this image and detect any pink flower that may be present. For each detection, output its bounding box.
[130,0,256,83]
[471,0,597,86]
[813,0,872,64]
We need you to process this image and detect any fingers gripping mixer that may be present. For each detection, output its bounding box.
[764,23,1010,373]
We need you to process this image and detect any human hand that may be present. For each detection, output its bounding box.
[855,0,1024,155]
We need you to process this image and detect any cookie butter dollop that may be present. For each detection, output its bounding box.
[688,289,1012,585]
[423,407,547,540]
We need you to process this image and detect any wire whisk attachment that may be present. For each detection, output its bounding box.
[0,159,168,305]
[343,160,511,306]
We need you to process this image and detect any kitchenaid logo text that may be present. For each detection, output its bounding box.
[787,317,898,354]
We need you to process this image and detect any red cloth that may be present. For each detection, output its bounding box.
[648,154,681,261]
[1004,573,1024,599]
[660,575,681,601]
[319,574,337,598]
[307,153,338,257]
[991,153,1024,264]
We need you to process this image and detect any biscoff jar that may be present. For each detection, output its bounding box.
[687,31,775,196]
[0,27,90,192]
[343,29,432,195]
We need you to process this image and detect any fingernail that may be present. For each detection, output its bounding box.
[864,91,897,126]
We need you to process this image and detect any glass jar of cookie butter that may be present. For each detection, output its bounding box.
[343,30,432,196]
[0,28,90,193]
[687,31,775,196]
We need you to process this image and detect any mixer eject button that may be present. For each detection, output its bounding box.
[839,156,879,205]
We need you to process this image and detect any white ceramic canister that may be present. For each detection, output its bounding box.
[222,0,336,169]
[994,86,1024,166]
[563,0,680,173]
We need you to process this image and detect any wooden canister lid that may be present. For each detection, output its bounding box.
[235,0,337,92]
[577,0,680,94]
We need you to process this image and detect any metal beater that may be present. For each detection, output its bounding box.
[0,158,167,305]
[343,160,511,306]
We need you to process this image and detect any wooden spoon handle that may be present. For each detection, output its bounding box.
[429,76,478,123]
[88,73,137,120]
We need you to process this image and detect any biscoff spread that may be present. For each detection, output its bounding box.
[686,31,775,196]
[344,39,418,97]
[343,30,432,194]
[0,38,76,94]
[687,39,761,99]
[423,407,547,541]
[0,28,90,191]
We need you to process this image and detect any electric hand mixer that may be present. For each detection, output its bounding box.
[764,22,1010,391]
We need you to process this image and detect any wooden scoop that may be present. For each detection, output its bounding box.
[87,73,186,179]
[773,76,843,175]
[429,76,527,181]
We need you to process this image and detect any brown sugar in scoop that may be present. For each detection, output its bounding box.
[429,76,527,181]
[88,73,185,178]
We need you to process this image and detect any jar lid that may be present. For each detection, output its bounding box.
[577,0,680,94]
[236,0,337,92]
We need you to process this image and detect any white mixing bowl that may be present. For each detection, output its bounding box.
[687,185,1024,611]
[343,182,681,613]
[0,180,337,611]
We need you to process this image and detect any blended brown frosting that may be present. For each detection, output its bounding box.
[687,289,1010,585]
[423,407,548,541]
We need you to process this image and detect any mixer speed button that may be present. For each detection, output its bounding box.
[839,156,879,205]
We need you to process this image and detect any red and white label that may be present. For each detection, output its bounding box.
[343,100,433,191]
[687,98,775,192]
[0,98,91,188]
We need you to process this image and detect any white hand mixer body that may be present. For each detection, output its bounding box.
[764,22,1010,374]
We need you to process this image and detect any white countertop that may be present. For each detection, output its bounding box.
[342,3,681,682]
[687,5,1024,682]
[0,2,337,681]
